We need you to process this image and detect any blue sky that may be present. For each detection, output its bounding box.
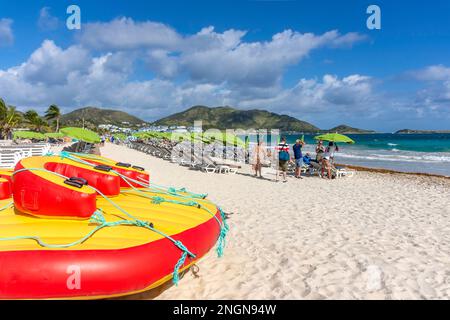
[0,0,449,131]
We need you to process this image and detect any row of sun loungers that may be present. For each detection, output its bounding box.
[127,140,355,179]
[128,141,244,174]
[62,142,96,154]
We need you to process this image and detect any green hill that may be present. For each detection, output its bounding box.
[153,106,321,132]
[61,107,147,128]
[327,124,376,134]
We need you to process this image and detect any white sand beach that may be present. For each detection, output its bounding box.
[100,143,450,300]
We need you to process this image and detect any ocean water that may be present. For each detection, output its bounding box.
[258,133,450,176]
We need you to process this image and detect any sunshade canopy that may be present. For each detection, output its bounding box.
[60,127,101,143]
[314,133,355,144]
[45,132,65,139]
[13,131,46,140]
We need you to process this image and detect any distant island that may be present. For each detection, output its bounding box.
[395,129,450,134]
[326,125,376,134]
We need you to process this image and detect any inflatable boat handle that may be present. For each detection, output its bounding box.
[115,162,132,168]
[69,177,88,186]
[94,165,112,172]
[63,179,84,189]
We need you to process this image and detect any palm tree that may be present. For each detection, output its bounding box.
[24,110,47,132]
[45,104,61,132]
[0,98,22,139]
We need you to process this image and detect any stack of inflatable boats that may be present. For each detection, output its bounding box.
[0,152,227,299]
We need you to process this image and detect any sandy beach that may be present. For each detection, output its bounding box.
[100,142,450,300]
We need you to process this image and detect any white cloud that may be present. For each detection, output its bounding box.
[409,64,450,81]
[38,7,59,31]
[0,39,376,122]
[178,28,366,88]
[146,50,179,78]
[403,65,450,119]
[12,40,90,85]
[79,18,366,89]
[0,18,14,46]
[239,74,375,116]
[79,17,181,51]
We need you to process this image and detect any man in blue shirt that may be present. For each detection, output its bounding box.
[292,139,305,179]
[303,153,311,165]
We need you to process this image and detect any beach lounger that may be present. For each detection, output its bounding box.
[335,167,356,178]
[207,156,242,174]
[308,161,322,177]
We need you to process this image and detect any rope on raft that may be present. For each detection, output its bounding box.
[60,151,208,199]
[2,167,197,285]
[59,151,229,258]
[141,194,229,258]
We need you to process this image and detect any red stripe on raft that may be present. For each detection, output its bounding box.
[0,179,12,200]
[12,162,97,219]
[82,159,150,188]
[0,210,222,299]
[44,162,121,196]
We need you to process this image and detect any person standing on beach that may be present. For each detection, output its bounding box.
[322,142,338,179]
[252,140,267,178]
[276,137,291,183]
[293,139,305,179]
[316,140,325,162]
[328,142,339,164]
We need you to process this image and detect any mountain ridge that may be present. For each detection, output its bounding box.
[153,105,374,133]
[153,105,322,132]
[55,105,376,133]
[60,107,148,128]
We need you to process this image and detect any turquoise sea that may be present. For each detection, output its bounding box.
[261,133,450,176]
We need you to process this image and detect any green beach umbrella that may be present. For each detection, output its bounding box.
[60,127,101,143]
[314,133,355,144]
[45,132,65,139]
[13,131,46,140]
[113,133,128,141]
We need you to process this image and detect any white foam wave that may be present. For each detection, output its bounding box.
[336,151,450,163]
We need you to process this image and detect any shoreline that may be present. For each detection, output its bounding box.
[337,163,450,180]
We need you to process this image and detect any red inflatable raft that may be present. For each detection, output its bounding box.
[0,153,227,299]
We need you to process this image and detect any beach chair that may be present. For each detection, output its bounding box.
[308,161,322,177]
[301,164,309,174]
[208,156,242,174]
[335,167,356,178]
[159,147,173,160]
[199,155,219,173]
